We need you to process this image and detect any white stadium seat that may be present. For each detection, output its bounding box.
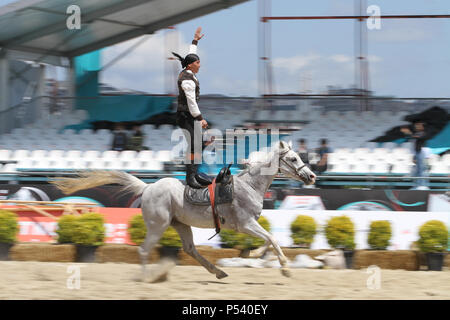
[430,163,449,175]
[136,150,154,160]
[0,149,11,160]
[141,159,163,171]
[11,150,30,161]
[102,150,119,160]
[155,150,172,162]
[119,150,137,161]
[66,150,82,159]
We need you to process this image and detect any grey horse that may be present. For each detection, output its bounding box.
[53,140,316,280]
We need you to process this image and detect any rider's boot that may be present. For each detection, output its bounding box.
[185,163,204,189]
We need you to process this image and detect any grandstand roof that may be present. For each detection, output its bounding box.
[0,0,249,59]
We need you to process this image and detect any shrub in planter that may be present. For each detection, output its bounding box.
[368,220,392,250]
[325,215,356,250]
[219,216,271,250]
[0,210,19,260]
[325,215,355,268]
[158,226,182,260]
[56,215,77,244]
[57,213,105,262]
[128,214,146,246]
[290,215,317,248]
[418,220,448,253]
[0,210,18,243]
[159,226,182,248]
[71,213,105,247]
[418,220,448,271]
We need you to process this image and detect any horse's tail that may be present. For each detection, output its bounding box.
[51,170,147,196]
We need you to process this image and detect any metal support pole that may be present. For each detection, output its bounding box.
[0,49,9,114]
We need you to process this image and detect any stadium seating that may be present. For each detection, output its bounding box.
[0,106,448,179]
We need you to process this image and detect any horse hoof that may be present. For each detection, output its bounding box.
[216,271,228,279]
[281,268,291,278]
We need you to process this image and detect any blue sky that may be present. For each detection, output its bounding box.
[1,0,449,97]
[102,0,450,97]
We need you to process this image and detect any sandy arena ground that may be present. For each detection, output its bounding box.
[0,261,449,300]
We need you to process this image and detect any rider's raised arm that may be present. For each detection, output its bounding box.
[189,27,204,54]
[188,40,197,55]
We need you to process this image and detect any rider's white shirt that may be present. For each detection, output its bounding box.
[181,44,201,118]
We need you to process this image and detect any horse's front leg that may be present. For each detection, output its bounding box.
[242,241,271,258]
[172,220,228,279]
[240,218,291,277]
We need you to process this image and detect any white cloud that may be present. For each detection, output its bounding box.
[367,55,382,63]
[329,54,352,63]
[369,21,431,42]
[272,53,357,93]
[272,54,321,75]
[101,32,196,92]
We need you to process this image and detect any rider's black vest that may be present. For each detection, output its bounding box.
[177,69,200,113]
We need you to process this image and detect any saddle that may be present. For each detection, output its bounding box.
[184,165,233,238]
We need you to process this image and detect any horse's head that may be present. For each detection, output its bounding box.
[277,140,316,185]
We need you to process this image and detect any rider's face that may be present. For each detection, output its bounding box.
[188,60,201,73]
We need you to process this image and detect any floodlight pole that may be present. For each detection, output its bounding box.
[259,0,450,112]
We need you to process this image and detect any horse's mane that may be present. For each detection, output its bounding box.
[237,147,276,177]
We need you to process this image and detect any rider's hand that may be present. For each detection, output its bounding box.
[201,119,208,129]
[194,27,204,41]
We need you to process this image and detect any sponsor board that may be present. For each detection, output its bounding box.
[278,195,325,210]
[0,184,447,211]
[4,207,140,244]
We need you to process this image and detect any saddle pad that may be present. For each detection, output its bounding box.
[184,177,234,206]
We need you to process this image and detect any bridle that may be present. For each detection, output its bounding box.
[278,148,307,177]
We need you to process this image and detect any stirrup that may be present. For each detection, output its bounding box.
[195,172,213,186]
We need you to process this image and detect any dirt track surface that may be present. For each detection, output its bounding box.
[0,261,449,300]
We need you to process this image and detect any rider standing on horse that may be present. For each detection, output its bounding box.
[172,27,211,189]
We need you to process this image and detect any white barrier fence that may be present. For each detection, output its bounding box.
[192,210,449,250]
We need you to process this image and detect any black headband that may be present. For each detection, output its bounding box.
[172,52,200,69]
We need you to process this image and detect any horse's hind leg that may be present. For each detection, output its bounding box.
[138,220,170,281]
[171,220,228,279]
[241,218,291,277]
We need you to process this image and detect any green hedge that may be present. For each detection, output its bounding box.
[368,220,392,250]
[56,215,77,244]
[220,216,271,250]
[128,214,182,248]
[418,220,448,253]
[159,226,182,248]
[325,215,355,250]
[128,214,146,246]
[56,213,105,246]
[290,215,317,248]
[0,210,18,244]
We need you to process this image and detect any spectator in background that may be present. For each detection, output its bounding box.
[400,121,430,190]
[311,139,331,173]
[111,123,128,151]
[128,125,149,151]
[296,139,310,166]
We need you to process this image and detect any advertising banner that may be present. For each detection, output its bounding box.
[0,184,446,211]
[4,207,141,244]
[5,205,448,251]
